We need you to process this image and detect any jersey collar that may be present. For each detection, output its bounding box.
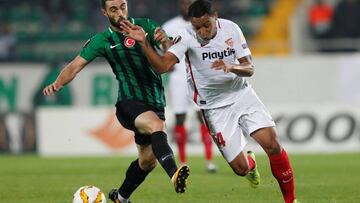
[128,17,135,24]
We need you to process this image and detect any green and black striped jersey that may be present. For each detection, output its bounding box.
[79,17,165,108]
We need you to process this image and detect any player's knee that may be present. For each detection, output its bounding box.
[138,120,165,135]
[261,131,282,156]
[139,157,157,171]
[233,168,248,176]
[231,165,249,176]
[149,120,165,134]
[267,145,282,156]
[135,112,165,134]
[264,140,282,156]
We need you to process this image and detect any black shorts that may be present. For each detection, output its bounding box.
[115,100,165,145]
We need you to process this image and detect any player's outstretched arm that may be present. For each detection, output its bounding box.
[120,20,178,74]
[154,27,173,51]
[211,55,254,77]
[43,56,89,96]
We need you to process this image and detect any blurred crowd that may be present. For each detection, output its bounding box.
[308,0,360,39]
[1,0,360,62]
[0,0,106,61]
[308,0,360,51]
[0,0,273,62]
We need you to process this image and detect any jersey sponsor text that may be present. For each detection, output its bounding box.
[202,48,235,60]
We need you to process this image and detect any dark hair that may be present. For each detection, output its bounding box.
[188,0,215,18]
[100,0,107,9]
[100,0,128,9]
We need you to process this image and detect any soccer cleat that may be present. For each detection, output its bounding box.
[108,189,121,203]
[108,189,132,203]
[293,199,301,203]
[172,165,190,193]
[245,151,261,188]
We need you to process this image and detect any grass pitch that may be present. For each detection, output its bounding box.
[1,153,359,203]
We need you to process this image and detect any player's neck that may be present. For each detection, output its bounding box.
[110,25,122,33]
[212,30,217,39]
[210,28,217,40]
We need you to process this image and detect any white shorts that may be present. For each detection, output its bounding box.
[202,86,275,162]
[168,69,195,114]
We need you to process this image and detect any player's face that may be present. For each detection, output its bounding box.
[191,14,217,43]
[102,0,128,28]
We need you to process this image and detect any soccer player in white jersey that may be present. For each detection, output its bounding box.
[120,0,300,202]
[162,0,217,172]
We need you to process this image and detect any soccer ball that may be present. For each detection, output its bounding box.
[72,185,106,203]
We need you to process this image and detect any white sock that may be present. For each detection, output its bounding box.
[117,192,128,202]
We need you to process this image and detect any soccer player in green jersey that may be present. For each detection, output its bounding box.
[43,0,190,202]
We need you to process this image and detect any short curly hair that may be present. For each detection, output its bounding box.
[188,0,216,18]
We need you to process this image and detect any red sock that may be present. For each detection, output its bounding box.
[269,149,295,203]
[200,123,212,161]
[247,155,255,171]
[174,125,187,163]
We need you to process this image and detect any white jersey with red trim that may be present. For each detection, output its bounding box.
[168,18,252,109]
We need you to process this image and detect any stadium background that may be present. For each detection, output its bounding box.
[1,0,360,202]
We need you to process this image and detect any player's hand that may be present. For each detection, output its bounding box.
[154,27,173,51]
[120,20,148,43]
[43,82,62,96]
[211,60,233,73]
[154,27,168,44]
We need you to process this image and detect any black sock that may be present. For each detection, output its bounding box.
[118,159,152,199]
[151,131,178,178]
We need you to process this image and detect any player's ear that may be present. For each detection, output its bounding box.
[102,9,107,17]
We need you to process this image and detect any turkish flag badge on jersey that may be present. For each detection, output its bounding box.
[124,37,136,48]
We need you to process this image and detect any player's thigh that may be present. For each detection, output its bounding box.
[115,100,165,135]
[137,144,157,170]
[135,111,166,134]
[202,104,248,163]
[236,88,276,137]
[236,88,280,154]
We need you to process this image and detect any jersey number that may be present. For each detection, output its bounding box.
[213,132,226,147]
